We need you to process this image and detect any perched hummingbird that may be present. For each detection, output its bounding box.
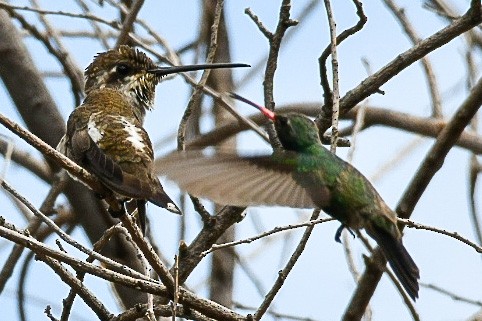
[156,93,420,300]
[57,45,249,232]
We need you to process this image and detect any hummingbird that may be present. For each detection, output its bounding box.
[57,45,249,232]
[156,93,420,300]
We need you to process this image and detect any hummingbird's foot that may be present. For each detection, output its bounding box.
[108,201,127,218]
[334,224,356,243]
[94,192,107,200]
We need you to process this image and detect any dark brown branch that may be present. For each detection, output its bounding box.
[38,255,113,320]
[61,225,124,321]
[246,0,298,149]
[174,206,246,284]
[0,220,247,321]
[1,7,84,105]
[114,0,145,48]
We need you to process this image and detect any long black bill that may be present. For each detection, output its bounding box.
[148,63,250,76]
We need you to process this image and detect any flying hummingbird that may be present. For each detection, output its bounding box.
[156,93,420,300]
[57,45,249,232]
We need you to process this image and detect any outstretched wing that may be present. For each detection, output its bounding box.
[156,151,324,209]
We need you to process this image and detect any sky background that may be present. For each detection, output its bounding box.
[0,1,481,320]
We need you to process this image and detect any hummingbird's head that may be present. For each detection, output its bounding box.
[229,92,322,151]
[273,114,322,151]
[84,46,159,114]
[85,46,250,120]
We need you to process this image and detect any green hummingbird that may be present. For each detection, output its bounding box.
[57,45,249,232]
[157,93,420,300]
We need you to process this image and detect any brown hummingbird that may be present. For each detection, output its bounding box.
[57,45,249,232]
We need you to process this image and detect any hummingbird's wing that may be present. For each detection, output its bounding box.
[156,151,325,209]
[70,127,153,200]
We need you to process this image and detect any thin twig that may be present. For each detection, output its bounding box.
[60,224,124,321]
[235,301,316,321]
[237,0,319,89]
[201,217,333,257]
[118,213,175,294]
[246,0,298,149]
[0,175,67,295]
[316,3,482,135]
[253,210,321,320]
[421,282,482,306]
[383,0,442,118]
[0,180,149,281]
[0,2,120,28]
[38,255,113,320]
[177,0,224,150]
[74,0,110,49]
[318,0,366,133]
[114,0,145,48]
[323,0,341,152]
[399,218,482,253]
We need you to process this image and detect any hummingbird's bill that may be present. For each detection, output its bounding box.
[148,63,250,76]
[229,92,275,120]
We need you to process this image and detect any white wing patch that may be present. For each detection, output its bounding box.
[118,116,146,152]
[88,114,104,143]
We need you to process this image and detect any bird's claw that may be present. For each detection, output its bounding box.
[335,224,355,243]
[108,202,127,218]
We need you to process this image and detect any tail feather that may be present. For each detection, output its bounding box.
[149,182,182,215]
[367,225,420,300]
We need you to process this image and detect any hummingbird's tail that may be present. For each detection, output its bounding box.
[367,225,420,300]
[149,180,182,215]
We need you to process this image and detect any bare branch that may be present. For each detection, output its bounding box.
[170,103,482,154]
[201,216,333,257]
[383,0,442,118]
[0,2,121,28]
[114,0,145,48]
[246,0,298,149]
[421,282,482,306]
[38,255,113,320]
[318,0,366,129]
[316,4,482,135]
[399,218,482,253]
[323,0,341,152]
[253,210,320,320]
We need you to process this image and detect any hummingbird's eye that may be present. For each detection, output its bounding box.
[278,116,290,128]
[116,63,131,76]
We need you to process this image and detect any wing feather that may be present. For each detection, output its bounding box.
[156,152,322,209]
